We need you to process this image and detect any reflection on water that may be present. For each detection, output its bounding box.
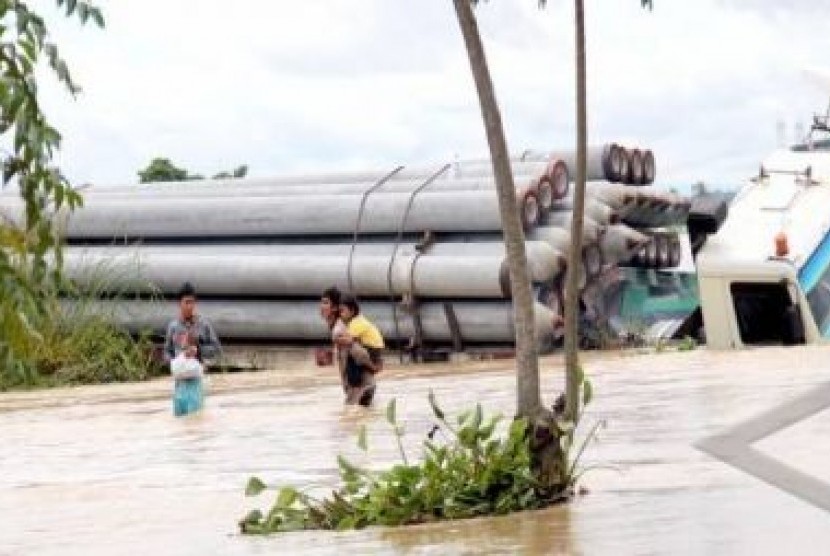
[2,347,830,555]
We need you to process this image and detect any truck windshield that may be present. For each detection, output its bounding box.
[799,229,830,335]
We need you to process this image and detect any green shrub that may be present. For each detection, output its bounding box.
[240,393,579,534]
[0,259,165,390]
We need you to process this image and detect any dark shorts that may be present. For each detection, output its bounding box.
[345,346,382,387]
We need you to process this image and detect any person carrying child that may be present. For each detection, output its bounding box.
[333,294,384,407]
[164,282,222,416]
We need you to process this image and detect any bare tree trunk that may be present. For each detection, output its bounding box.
[564,0,587,424]
[452,0,541,418]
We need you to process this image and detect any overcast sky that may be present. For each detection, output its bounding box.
[39,1,830,187]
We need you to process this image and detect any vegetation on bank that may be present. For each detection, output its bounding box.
[241,388,600,534]
[0,297,164,391]
[0,2,159,390]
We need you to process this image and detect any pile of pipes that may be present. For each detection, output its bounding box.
[0,144,689,353]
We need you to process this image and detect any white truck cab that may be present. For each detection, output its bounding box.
[696,138,830,349]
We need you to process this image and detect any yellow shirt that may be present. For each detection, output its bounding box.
[346,315,384,349]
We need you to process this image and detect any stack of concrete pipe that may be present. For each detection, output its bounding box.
[0,146,688,351]
[628,231,683,269]
[514,143,656,185]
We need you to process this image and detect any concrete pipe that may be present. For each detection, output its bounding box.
[550,198,620,226]
[62,253,530,299]
[68,299,561,347]
[447,158,570,203]
[536,281,564,341]
[516,144,623,183]
[534,179,555,214]
[617,147,630,186]
[62,240,566,298]
[520,190,542,230]
[630,246,646,268]
[525,226,595,289]
[539,212,605,243]
[668,234,682,268]
[584,182,639,209]
[630,241,657,269]
[599,224,649,265]
[79,174,545,202]
[644,240,659,268]
[654,234,672,268]
[0,189,544,240]
[616,189,691,228]
[547,159,570,200]
[626,149,645,185]
[582,242,604,277]
[641,150,656,185]
[619,196,659,227]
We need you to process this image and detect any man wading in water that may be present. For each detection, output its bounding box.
[320,288,383,406]
[164,282,222,416]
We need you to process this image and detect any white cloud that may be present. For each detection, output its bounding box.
[32,0,830,187]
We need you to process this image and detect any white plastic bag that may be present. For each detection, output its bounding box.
[170,354,204,380]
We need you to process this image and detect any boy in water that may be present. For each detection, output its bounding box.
[334,294,384,407]
[164,282,221,416]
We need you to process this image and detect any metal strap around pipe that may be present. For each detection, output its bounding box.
[443,302,464,353]
[385,163,451,360]
[346,165,404,295]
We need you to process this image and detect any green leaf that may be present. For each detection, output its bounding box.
[471,403,482,431]
[53,184,64,209]
[245,476,267,497]
[478,415,502,440]
[8,89,25,120]
[458,427,476,448]
[20,39,36,61]
[66,0,78,16]
[276,486,298,508]
[583,378,593,406]
[77,3,90,24]
[337,515,357,530]
[357,424,368,451]
[427,389,445,420]
[337,455,362,477]
[240,509,263,526]
[457,410,472,426]
[386,398,397,425]
[90,8,105,28]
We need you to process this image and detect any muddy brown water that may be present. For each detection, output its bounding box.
[2,347,830,555]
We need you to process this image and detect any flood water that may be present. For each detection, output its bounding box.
[2,346,830,555]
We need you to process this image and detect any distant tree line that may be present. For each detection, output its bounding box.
[137,157,248,183]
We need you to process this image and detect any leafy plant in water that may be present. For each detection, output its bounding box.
[677,336,697,352]
[240,391,606,535]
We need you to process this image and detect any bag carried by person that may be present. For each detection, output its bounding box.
[170,354,203,379]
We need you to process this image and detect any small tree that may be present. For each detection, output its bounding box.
[212,165,248,179]
[137,157,190,182]
[0,1,104,376]
[540,0,654,431]
[137,158,249,182]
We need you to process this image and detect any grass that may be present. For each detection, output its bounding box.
[0,253,166,391]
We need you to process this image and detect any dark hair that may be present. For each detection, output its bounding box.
[322,286,341,306]
[178,282,196,299]
[340,294,360,316]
